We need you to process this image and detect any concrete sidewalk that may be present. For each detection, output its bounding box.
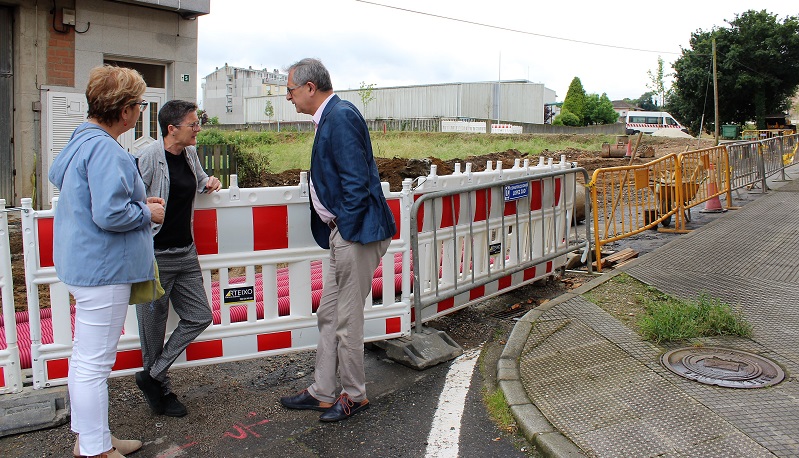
[500,175,799,457]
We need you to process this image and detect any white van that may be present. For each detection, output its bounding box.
[625,111,687,135]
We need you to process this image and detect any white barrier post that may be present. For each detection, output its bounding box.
[0,199,23,394]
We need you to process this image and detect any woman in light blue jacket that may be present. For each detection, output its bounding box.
[48,65,165,458]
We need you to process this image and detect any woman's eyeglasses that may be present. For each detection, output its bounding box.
[174,121,202,130]
[131,100,149,109]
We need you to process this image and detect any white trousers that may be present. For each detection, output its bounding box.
[67,283,130,456]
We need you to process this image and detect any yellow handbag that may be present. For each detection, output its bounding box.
[129,261,165,305]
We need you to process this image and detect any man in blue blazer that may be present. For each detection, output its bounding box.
[279,58,396,422]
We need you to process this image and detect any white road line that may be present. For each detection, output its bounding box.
[424,346,482,458]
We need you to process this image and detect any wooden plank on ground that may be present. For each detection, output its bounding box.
[592,248,639,269]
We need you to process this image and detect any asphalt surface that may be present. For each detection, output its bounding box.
[501,165,799,457]
[1,294,542,457]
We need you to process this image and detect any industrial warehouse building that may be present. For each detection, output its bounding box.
[202,75,557,126]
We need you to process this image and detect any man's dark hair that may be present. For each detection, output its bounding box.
[286,58,333,92]
[158,100,198,136]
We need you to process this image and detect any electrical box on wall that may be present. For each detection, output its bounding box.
[62,8,76,26]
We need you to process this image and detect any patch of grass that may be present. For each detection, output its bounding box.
[484,387,517,434]
[198,130,615,173]
[638,293,752,344]
[584,274,752,344]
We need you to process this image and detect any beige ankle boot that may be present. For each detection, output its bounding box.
[73,436,142,456]
[74,447,125,458]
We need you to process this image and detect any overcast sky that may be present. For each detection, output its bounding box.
[196,1,796,105]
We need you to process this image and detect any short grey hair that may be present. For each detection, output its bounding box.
[286,58,333,92]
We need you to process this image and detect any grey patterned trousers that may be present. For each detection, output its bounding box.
[136,244,212,394]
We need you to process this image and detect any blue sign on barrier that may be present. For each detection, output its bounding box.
[504,182,529,201]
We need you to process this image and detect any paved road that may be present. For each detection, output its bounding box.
[1,289,555,457]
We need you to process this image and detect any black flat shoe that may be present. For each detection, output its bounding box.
[319,394,369,422]
[135,370,165,414]
[162,392,188,417]
[280,389,333,412]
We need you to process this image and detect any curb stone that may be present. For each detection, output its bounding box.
[497,268,628,457]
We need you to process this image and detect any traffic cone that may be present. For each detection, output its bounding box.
[701,162,725,213]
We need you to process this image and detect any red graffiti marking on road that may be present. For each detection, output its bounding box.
[223,414,271,440]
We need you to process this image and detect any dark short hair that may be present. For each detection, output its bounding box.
[158,100,198,136]
[286,58,333,92]
[85,65,146,126]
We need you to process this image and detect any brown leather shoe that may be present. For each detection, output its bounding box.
[319,393,369,422]
[74,436,141,456]
[279,389,333,411]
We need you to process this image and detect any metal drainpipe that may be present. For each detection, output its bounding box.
[33,100,42,209]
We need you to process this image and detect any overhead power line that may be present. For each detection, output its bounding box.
[355,0,681,55]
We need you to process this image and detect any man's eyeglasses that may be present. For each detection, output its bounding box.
[287,83,307,96]
[174,121,202,130]
[131,100,149,109]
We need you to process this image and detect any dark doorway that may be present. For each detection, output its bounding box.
[104,59,165,88]
[0,7,13,203]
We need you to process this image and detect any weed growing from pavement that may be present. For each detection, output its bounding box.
[638,293,752,344]
[484,388,517,434]
[584,274,752,344]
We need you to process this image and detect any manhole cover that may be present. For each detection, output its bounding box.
[661,347,784,388]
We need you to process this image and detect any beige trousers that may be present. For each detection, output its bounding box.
[308,227,391,403]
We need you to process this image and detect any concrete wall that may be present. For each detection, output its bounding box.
[215,119,625,136]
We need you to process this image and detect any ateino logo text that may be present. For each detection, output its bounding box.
[223,286,255,303]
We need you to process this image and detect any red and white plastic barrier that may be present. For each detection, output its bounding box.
[411,157,578,323]
[17,175,413,389]
[490,124,523,134]
[3,156,581,391]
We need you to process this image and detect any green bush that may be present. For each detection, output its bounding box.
[234,148,272,188]
[197,129,277,148]
[196,129,276,187]
[196,128,226,145]
[553,110,581,126]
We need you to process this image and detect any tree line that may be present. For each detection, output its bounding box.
[556,9,799,135]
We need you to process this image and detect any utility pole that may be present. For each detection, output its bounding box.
[713,38,719,145]
[497,52,501,125]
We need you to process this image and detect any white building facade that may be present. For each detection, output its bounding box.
[201,65,288,124]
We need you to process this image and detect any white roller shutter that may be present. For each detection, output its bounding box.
[45,91,87,204]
